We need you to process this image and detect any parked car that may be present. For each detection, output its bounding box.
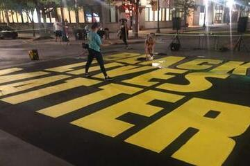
[0,26,18,39]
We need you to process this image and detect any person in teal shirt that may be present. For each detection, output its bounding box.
[85,22,112,81]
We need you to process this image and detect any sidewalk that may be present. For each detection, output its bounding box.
[18,24,234,46]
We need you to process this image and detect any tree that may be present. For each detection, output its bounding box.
[174,0,196,28]
[0,0,19,25]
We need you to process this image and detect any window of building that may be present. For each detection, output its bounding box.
[79,7,85,23]
[63,8,70,23]
[166,8,170,21]
[145,8,149,21]
[214,4,223,23]
[145,7,171,22]
[69,10,76,23]
[161,8,165,21]
[110,6,117,23]
[84,6,100,23]
[0,11,3,23]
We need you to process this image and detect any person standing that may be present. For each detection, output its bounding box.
[120,21,129,49]
[64,19,70,44]
[53,19,63,42]
[85,22,112,81]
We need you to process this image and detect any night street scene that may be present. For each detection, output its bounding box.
[0,0,250,165]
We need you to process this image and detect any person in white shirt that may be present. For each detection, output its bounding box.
[53,19,63,42]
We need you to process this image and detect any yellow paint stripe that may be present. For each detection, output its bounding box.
[1,78,100,104]
[38,84,141,118]
[0,75,70,96]
[0,68,22,76]
[0,72,48,85]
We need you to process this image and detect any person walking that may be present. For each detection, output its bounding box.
[85,22,112,81]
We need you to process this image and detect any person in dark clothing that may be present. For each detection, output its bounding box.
[120,22,128,49]
[85,23,112,81]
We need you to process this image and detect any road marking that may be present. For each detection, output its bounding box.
[67,62,123,75]
[210,61,245,74]
[0,72,48,85]
[0,68,22,76]
[232,62,250,75]
[1,78,100,104]
[46,62,85,72]
[71,90,184,137]
[0,75,70,96]
[93,65,152,79]
[38,84,141,118]
[126,98,250,166]
[157,72,229,92]
[177,59,222,70]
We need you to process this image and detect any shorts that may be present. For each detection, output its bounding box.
[55,30,62,37]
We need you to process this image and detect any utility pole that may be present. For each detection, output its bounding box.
[156,0,160,33]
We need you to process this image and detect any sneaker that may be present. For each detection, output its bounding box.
[84,73,91,78]
[105,76,113,81]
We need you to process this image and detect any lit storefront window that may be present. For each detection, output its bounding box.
[70,10,76,23]
[79,7,85,23]
[145,7,171,22]
[110,6,117,23]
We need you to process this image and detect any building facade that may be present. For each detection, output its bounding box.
[0,0,248,32]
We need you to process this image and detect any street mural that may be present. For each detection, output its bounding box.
[0,53,250,166]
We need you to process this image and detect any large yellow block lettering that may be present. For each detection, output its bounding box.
[177,59,222,70]
[46,62,85,72]
[232,62,250,76]
[71,91,184,137]
[210,61,244,74]
[126,98,250,166]
[1,78,100,104]
[38,84,141,118]
[0,75,70,96]
[93,65,152,79]
[124,68,186,87]
[105,53,140,61]
[67,62,123,75]
[124,56,187,86]
[157,72,229,92]
[0,72,48,85]
[140,56,185,65]
[0,68,22,76]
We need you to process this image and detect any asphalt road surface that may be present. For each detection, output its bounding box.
[0,52,250,166]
